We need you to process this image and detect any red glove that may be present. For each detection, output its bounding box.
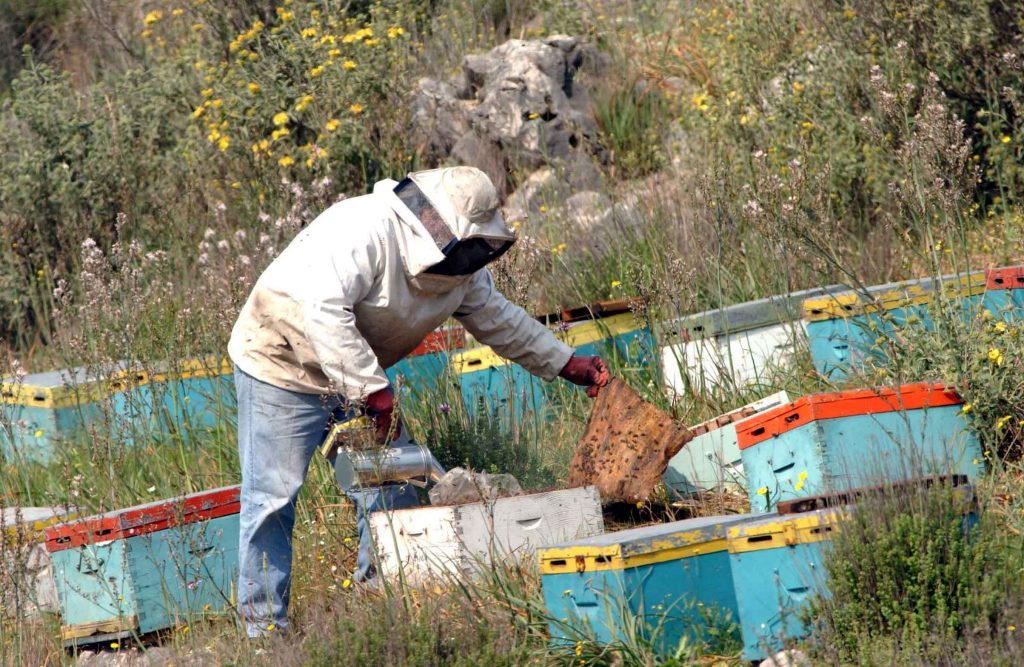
[558,355,610,398]
[365,387,401,443]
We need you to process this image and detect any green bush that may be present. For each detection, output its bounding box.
[806,484,1023,663]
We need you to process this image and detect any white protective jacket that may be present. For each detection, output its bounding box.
[228,171,574,400]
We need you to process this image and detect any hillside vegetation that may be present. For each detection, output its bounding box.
[2,1,1024,665]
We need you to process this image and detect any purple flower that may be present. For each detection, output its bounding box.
[439,403,451,414]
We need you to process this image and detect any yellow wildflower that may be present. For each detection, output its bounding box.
[211,98,223,108]
[756,486,768,496]
[34,430,43,438]
[141,28,153,39]
[552,242,567,254]
[301,27,318,39]
[143,10,163,25]
[388,26,405,38]
[1002,135,1012,144]
[611,280,621,288]
[309,65,325,78]
[988,347,1005,366]
[273,112,290,126]
[962,403,973,415]
[794,480,804,491]
[181,625,190,634]
[349,103,364,114]
[201,88,213,98]
[191,23,204,32]
[527,112,539,120]
[171,9,184,17]
[207,129,221,143]
[295,95,315,112]
[996,415,1013,430]
[342,60,357,70]
[231,181,241,189]
[365,38,380,46]
[192,106,205,119]
[342,578,352,589]
[326,118,340,131]
[271,128,290,141]
[267,623,276,632]
[320,35,336,46]
[279,155,295,167]
[994,321,1007,334]
[247,82,261,94]
[110,642,120,649]
[801,121,814,130]
[276,8,293,21]
[575,642,583,657]
[739,114,749,125]
[217,135,230,152]
[1009,625,1017,632]
[792,81,805,93]
[539,205,547,213]
[328,48,342,58]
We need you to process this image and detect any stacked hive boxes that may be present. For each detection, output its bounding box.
[46,486,240,645]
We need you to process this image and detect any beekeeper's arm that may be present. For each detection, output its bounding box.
[302,226,390,403]
[454,269,575,380]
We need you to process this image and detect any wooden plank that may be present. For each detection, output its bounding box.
[569,379,693,502]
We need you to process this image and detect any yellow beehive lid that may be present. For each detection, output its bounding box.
[1,364,149,409]
[452,312,644,375]
[727,509,844,553]
[802,273,987,321]
[539,514,758,574]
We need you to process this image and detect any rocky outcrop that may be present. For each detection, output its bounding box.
[412,35,607,194]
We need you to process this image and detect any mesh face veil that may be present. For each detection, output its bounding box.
[394,178,513,276]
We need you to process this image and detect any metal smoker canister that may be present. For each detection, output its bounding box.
[323,418,446,491]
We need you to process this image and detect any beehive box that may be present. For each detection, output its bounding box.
[46,486,240,645]
[982,266,1024,319]
[660,285,845,394]
[0,363,150,463]
[803,272,989,379]
[371,486,603,584]
[539,513,766,651]
[737,383,983,511]
[726,509,838,661]
[147,357,234,439]
[2,507,75,619]
[454,310,655,418]
[663,391,790,497]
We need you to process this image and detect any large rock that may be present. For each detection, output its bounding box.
[413,35,607,194]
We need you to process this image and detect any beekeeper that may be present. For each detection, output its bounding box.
[228,166,610,637]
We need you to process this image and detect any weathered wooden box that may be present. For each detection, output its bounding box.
[2,506,74,619]
[726,508,837,661]
[46,486,240,645]
[539,513,766,651]
[803,272,989,379]
[662,391,790,497]
[737,383,984,511]
[370,486,603,584]
[0,364,150,463]
[660,285,844,394]
[454,309,655,418]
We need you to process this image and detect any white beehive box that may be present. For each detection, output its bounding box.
[1,507,68,619]
[663,391,790,497]
[370,486,604,584]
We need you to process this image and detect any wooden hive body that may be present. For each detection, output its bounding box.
[539,513,766,651]
[46,486,240,645]
[737,384,983,511]
[371,486,604,584]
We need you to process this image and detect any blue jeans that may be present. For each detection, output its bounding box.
[234,367,419,637]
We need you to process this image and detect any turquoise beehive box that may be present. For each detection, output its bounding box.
[455,308,655,419]
[982,266,1024,319]
[46,485,240,645]
[0,364,150,463]
[539,514,766,654]
[148,357,235,439]
[737,383,984,512]
[726,508,838,661]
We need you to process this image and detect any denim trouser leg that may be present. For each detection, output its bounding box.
[235,366,421,636]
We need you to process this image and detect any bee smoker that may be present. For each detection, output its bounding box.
[320,417,446,492]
